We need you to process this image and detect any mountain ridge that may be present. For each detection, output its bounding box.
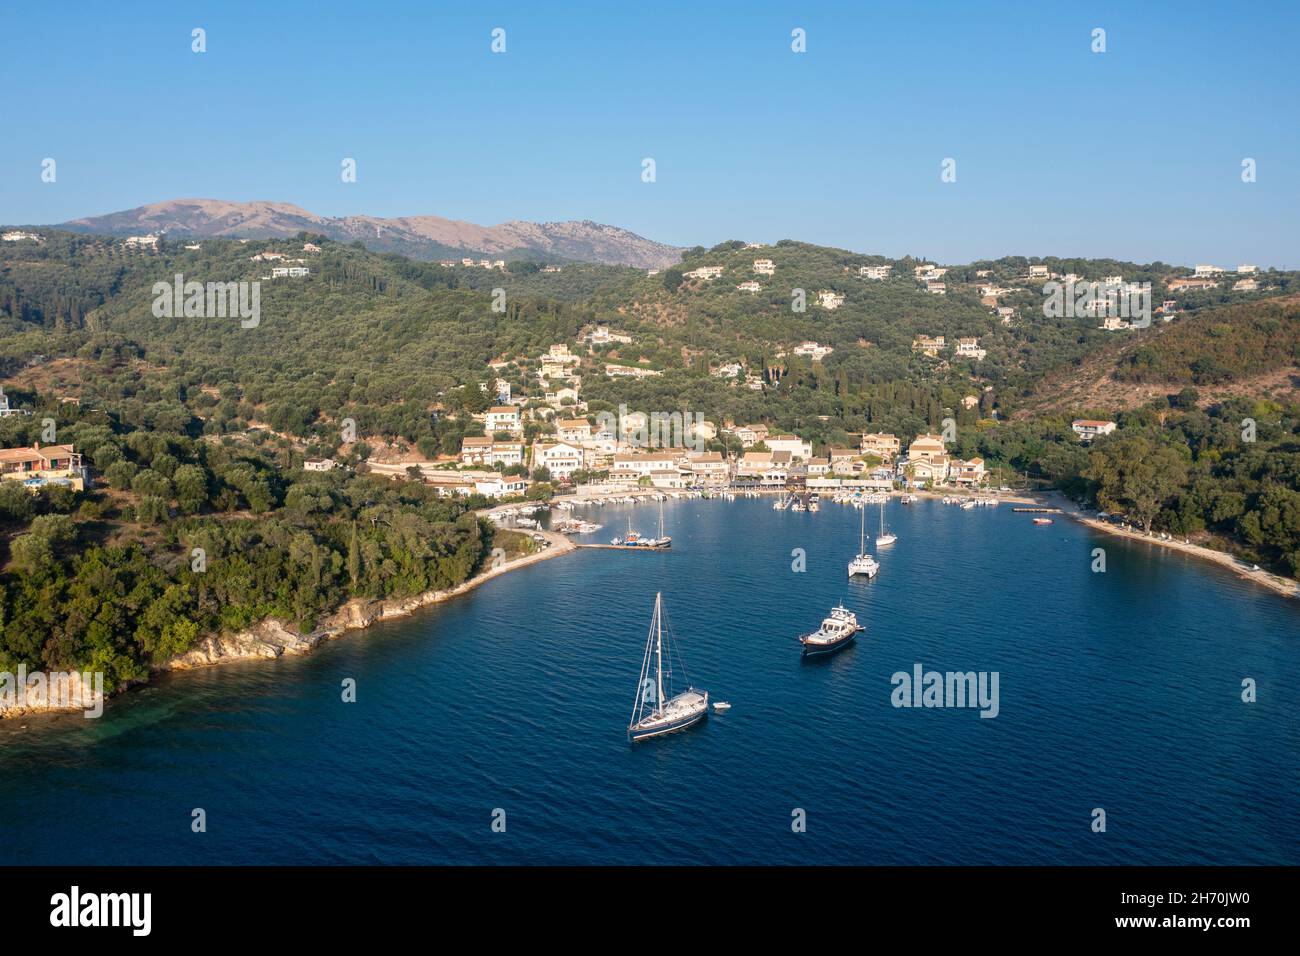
[56,198,685,270]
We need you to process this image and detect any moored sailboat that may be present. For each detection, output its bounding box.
[628,593,709,742]
[875,500,896,547]
[848,502,880,578]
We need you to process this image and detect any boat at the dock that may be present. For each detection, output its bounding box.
[612,500,671,548]
[628,592,709,742]
[799,604,863,657]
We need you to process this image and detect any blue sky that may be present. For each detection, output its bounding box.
[2,1,1297,267]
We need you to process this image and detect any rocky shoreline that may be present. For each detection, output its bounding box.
[2,529,574,720]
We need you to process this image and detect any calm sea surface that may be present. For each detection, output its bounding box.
[1,498,1297,865]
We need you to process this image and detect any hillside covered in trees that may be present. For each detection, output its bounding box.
[1,229,1298,690]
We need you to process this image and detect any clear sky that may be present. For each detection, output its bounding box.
[2,1,1297,268]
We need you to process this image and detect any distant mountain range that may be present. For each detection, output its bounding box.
[57,199,684,270]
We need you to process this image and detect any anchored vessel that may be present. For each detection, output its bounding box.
[848,502,881,578]
[799,604,864,657]
[628,592,709,741]
[875,500,896,547]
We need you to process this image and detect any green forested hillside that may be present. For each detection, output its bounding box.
[1,230,1298,689]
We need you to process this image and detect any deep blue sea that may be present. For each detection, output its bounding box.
[1,497,1297,865]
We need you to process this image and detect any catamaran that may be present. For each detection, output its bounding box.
[875,500,896,547]
[848,502,880,578]
[799,604,864,656]
[628,592,709,742]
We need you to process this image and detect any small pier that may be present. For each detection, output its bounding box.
[576,543,671,552]
[1012,507,1061,513]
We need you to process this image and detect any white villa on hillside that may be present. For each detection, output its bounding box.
[767,435,812,460]
[907,433,947,463]
[532,441,584,479]
[556,418,593,443]
[791,341,833,361]
[683,266,724,280]
[605,364,662,379]
[1072,420,1116,441]
[485,406,522,434]
[860,432,900,461]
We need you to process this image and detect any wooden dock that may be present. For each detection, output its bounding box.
[1012,507,1061,513]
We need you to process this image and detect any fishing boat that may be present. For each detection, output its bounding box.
[848,503,881,578]
[875,500,896,547]
[628,593,709,742]
[610,516,641,546]
[799,604,863,657]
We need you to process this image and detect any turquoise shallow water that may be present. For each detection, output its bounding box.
[1,497,1297,865]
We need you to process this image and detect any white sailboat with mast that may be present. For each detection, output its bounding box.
[848,500,880,578]
[628,592,709,741]
[875,499,896,547]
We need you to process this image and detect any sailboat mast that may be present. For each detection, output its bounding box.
[860,501,866,553]
[654,592,665,715]
[658,499,664,538]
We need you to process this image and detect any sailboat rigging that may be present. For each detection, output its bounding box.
[628,592,709,741]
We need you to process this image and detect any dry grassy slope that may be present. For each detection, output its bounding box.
[1014,298,1300,418]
